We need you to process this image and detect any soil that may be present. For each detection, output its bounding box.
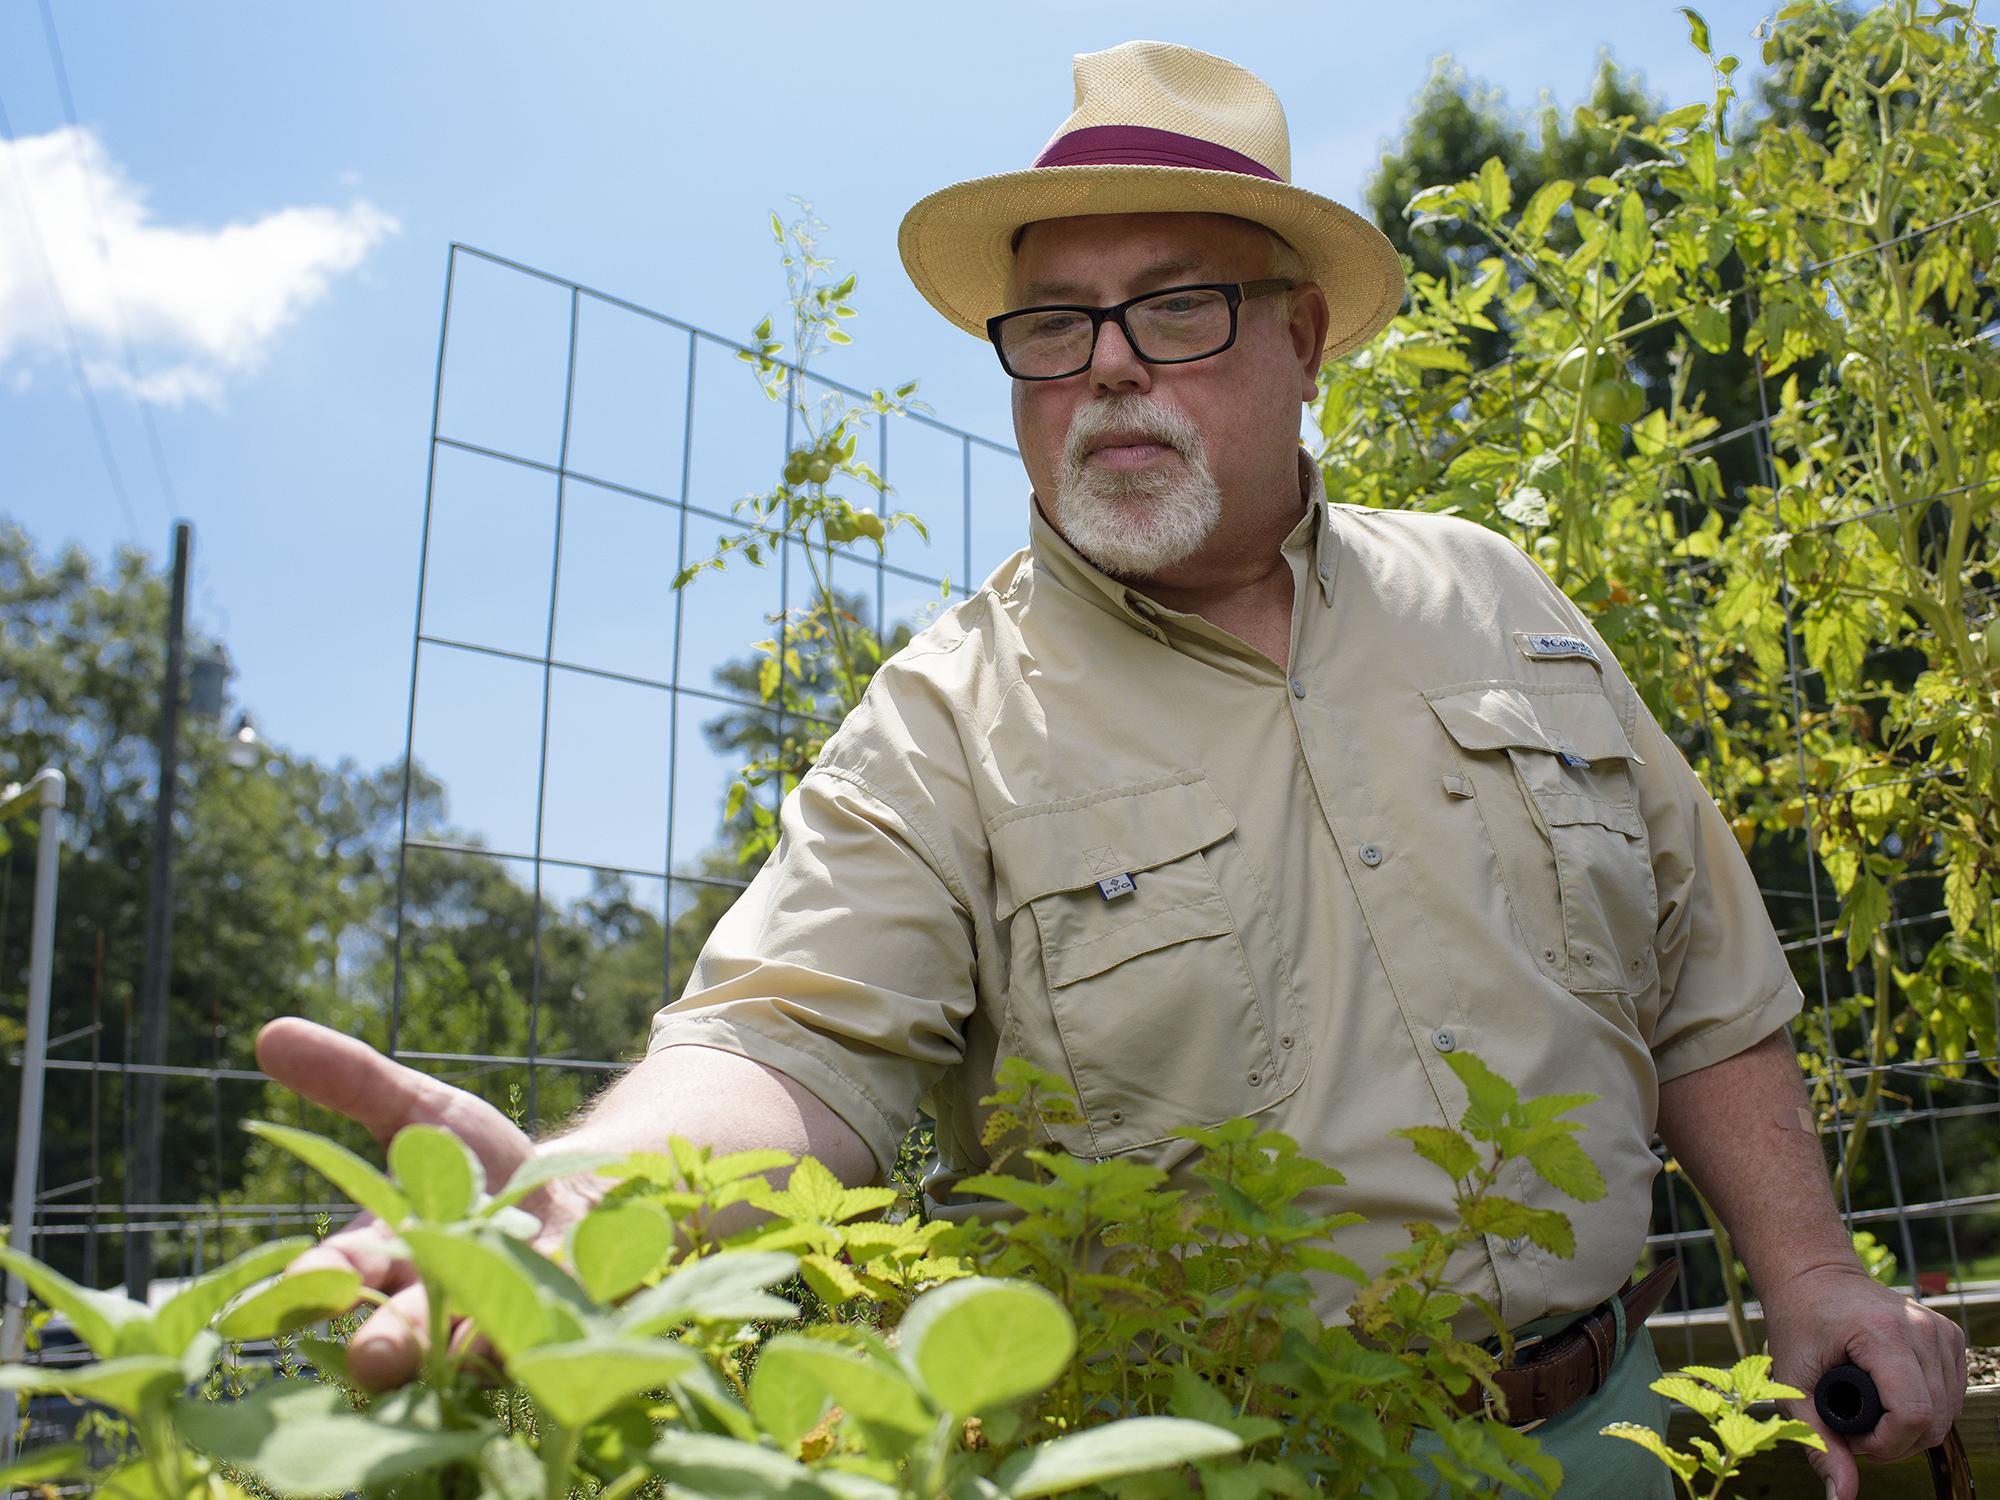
[1970,1345,1999,1387]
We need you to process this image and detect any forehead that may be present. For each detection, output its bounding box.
[1011,213,1270,300]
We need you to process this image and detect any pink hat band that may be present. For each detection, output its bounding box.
[1032,124,1282,182]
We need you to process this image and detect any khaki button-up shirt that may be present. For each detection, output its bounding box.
[650,458,1802,1329]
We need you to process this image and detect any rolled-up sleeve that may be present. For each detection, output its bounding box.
[647,764,977,1175]
[1632,704,1804,1082]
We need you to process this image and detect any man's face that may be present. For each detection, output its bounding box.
[1007,212,1327,583]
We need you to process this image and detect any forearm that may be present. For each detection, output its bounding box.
[548,1042,878,1190]
[1655,1026,1856,1297]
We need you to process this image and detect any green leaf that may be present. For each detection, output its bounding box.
[244,1121,411,1226]
[1803,605,1867,695]
[175,1379,492,1497]
[0,1354,185,1416]
[995,1418,1242,1497]
[1523,1131,1607,1203]
[1659,102,1708,132]
[390,1124,484,1222]
[1679,6,1711,54]
[1518,179,1574,239]
[1600,1422,1697,1482]
[155,1237,313,1355]
[0,1242,147,1357]
[484,1149,621,1214]
[898,1276,1076,1416]
[645,1431,846,1498]
[1476,157,1513,219]
[615,1250,800,1337]
[1397,1125,1479,1180]
[402,1227,550,1360]
[218,1268,363,1340]
[1614,192,1650,269]
[571,1202,676,1302]
[1842,871,1889,968]
[1498,487,1552,529]
[749,1335,932,1441]
[0,1443,88,1488]
[1944,852,1984,936]
[510,1337,699,1430]
[1444,1052,1518,1129]
[1680,298,1732,354]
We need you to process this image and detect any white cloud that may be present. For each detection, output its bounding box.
[0,126,398,407]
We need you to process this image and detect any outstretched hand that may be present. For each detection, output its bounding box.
[254,1018,591,1388]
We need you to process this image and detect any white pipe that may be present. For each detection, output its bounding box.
[1,767,65,1464]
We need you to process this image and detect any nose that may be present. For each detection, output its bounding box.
[1087,316,1153,395]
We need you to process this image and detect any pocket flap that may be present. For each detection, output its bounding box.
[988,773,1237,915]
[1425,684,1639,765]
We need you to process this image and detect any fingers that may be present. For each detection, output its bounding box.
[346,1282,430,1392]
[1844,1297,1965,1460]
[256,1017,534,1185]
[287,1216,415,1296]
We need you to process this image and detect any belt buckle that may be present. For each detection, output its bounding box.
[1487,1329,1549,1431]
[1478,1381,1547,1434]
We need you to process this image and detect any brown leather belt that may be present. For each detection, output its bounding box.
[1456,1256,1680,1428]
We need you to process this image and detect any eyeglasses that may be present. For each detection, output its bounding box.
[986,280,1295,381]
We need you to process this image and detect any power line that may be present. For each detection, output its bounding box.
[0,86,141,542]
[35,0,180,519]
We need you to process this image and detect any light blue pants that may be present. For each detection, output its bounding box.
[1413,1296,1675,1497]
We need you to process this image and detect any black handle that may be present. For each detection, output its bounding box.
[1815,1362,1885,1436]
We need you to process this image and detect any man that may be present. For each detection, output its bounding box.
[263,40,1963,1498]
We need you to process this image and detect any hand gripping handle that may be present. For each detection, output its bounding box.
[1812,1363,1976,1500]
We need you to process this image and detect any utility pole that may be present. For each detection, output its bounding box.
[125,521,190,1302]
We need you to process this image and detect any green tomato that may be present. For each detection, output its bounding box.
[1586,377,1644,426]
[783,454,808,485]
[854,511,887,544]
[806,458,833,485]
[1552,347,1596,392]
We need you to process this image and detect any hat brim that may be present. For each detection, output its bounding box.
[897,164,1407,363]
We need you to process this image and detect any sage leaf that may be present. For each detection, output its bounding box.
[218,1268,363,1340]
[750,1335,931,1442]
[175,1379,492,1496]
[995,1417,1242,1497]
[155,1237,312,1354]
[402,1228,550,1360]
[616,1250,799,1337]
[570,1202,675,1302]
[508,1337,699,1430]
[0,1354,185,1417]
[898,1277,1075,1416]
[390,1124,483,1222]
[645,1430,846,1497]
[0,1243,147,1358]
[244,1121,411,1226]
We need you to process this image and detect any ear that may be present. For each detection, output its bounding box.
[1287,282,1332,401]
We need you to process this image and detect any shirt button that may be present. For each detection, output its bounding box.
[1359,843,1384,867]
[1317,562,1330,582]
[1279,1034,1293,1049]
[1288,676,1306,699]
[1248,1071,1261,1085]
[1109,1110,1123,1123]
[1432,1027,1457,1053]
[1506,1236,1526,1255]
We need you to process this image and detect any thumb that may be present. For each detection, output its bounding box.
[255,1017,534,1185]
[1792,1398,1858,1500]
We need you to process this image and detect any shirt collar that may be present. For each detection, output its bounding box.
[1028,450,1337,632]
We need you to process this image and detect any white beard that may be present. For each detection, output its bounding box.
[1048,396,1223,579]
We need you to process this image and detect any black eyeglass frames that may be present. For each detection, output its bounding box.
[985,280,1295,381]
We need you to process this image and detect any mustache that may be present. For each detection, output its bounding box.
[1060,397,1204,473]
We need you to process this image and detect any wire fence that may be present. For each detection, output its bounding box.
[5,209,1996,1355]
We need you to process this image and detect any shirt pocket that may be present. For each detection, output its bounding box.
[1424,683,1659,997]
[988,773,1297,1157]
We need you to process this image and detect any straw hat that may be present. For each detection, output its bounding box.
[898,40,1406,363]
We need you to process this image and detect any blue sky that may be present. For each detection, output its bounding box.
[1,0,1785,885]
